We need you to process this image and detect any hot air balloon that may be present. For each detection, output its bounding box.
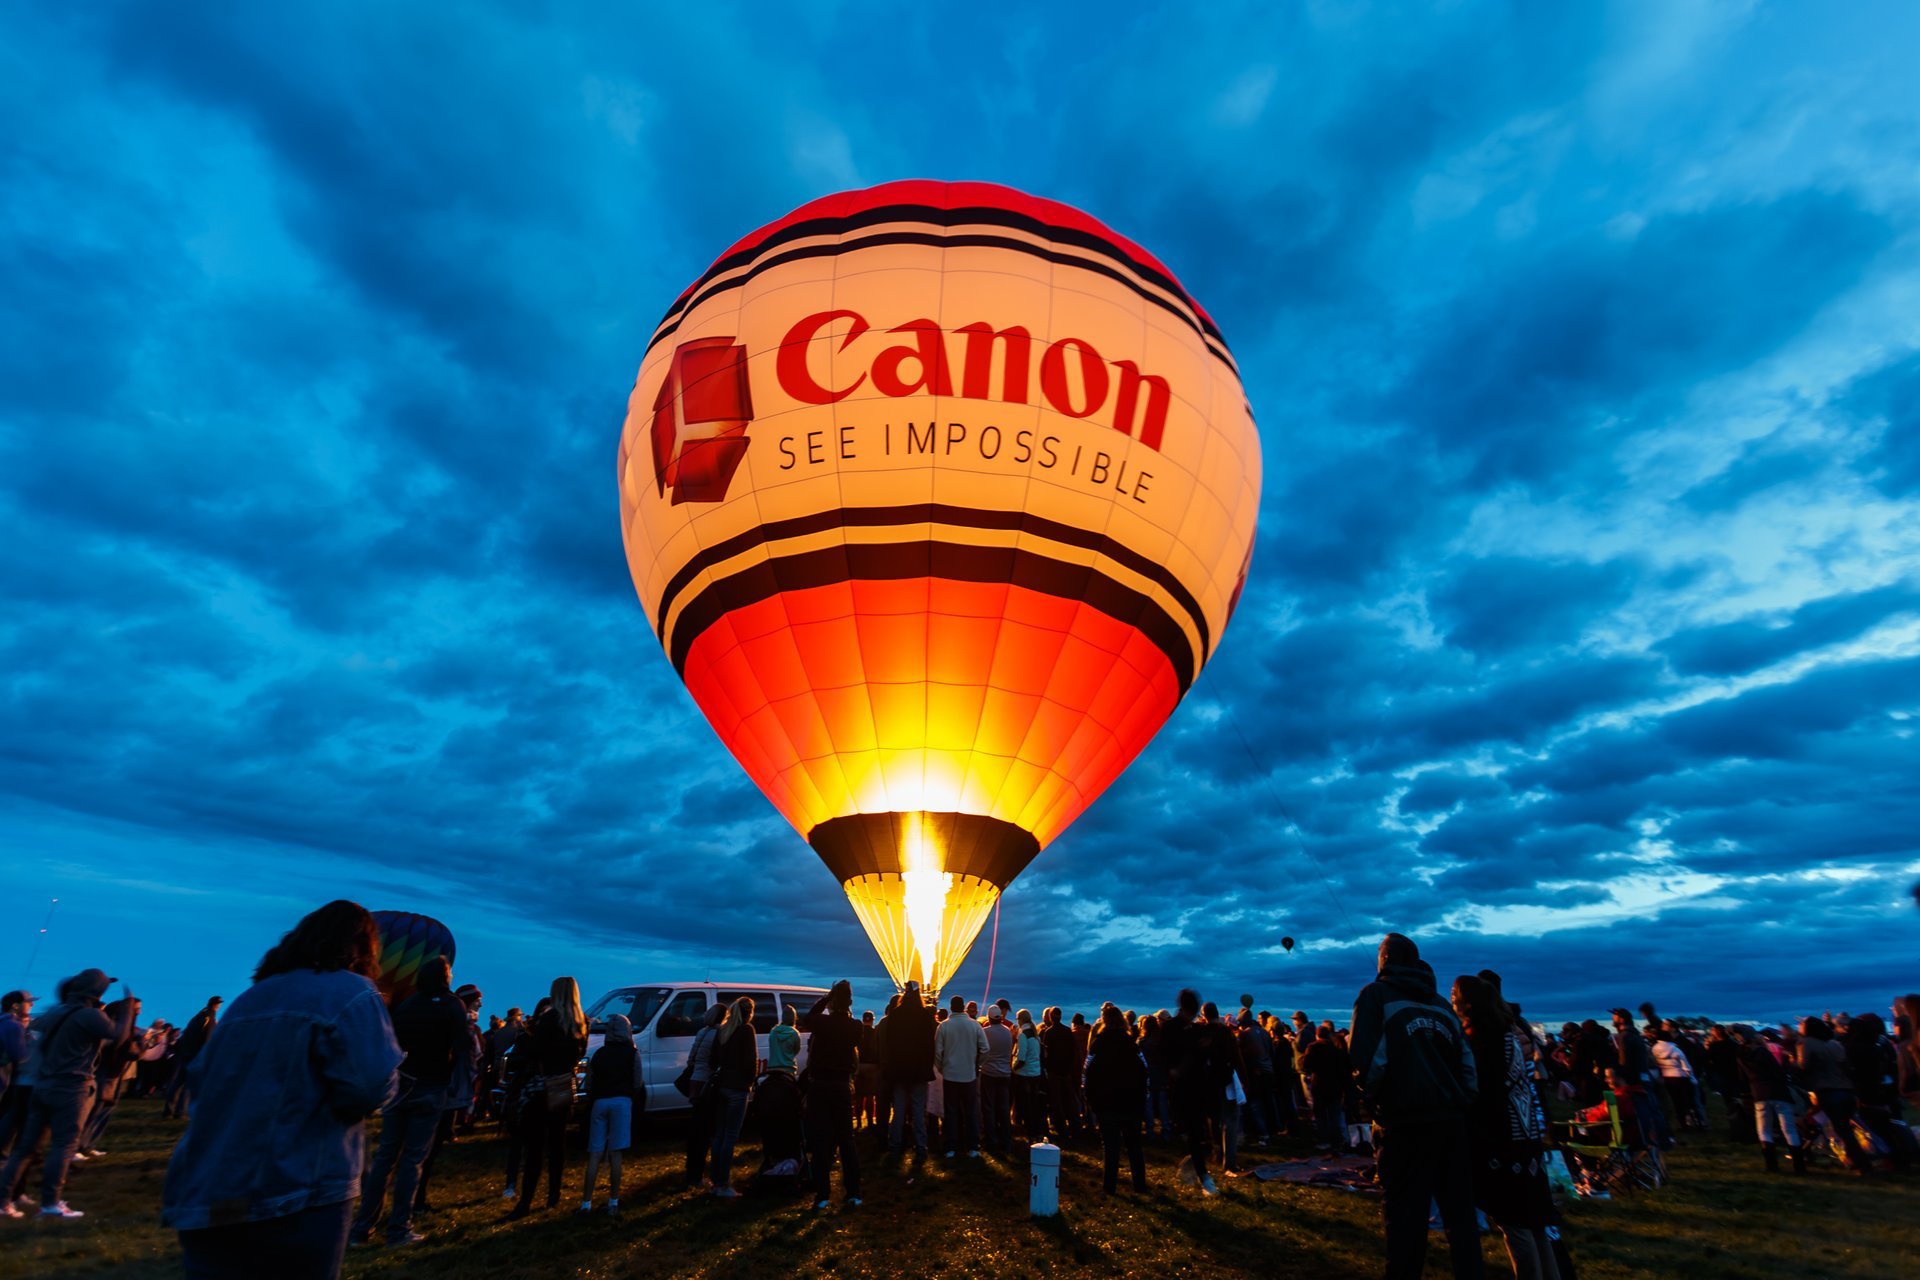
[370,910,456,1006]
[1281,936,1295,953]
[618,181,1261,995]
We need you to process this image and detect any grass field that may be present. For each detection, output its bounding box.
[8,1098,1916,1278]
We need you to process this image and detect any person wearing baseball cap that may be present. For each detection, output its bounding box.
[0,969,134,1219]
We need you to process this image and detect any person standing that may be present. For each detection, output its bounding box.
[349,956,468,1247]
[1731,1024,1802,1172]
[1649,1030,1703,1130]
[1085,1005,1149,1195]
[1347,934,1483,1280]
[802,980,863,1208]
[163,996,222,1121]
[979,1006,1015,1156]
[934,995,987,1158]
[706,996,759,1199]
[1797,1017,1868,1173]
[507,979,589,1216]
[885,983,934,1158]
[1165,989,1223,1195]
[0,969,135,1219]
[77,994,141,1156]
[856,1009,881,1131]
[1453,976,1561,1280]
[579,1014,643,1213]
[683,1005,726,1188]
[1302,1024,1352,1152]
[1237,1009,1278,1144]
[161,901,402,1278]
[0,990,36,1160]
[414,984,484,1212]
[1039,1007,1078,1144]
[1013,1012,1045,1144]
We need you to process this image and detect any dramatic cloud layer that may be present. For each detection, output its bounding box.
[5,3,1918,1023]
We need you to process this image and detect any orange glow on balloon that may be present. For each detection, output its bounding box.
[617,181,1261,992]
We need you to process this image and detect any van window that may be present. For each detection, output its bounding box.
[585,986,672,1033]
[781,993,823,1023]
[716,991,779,1034]
[655,991,710,1038]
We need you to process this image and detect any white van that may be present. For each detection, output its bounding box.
[582,982,829,1113]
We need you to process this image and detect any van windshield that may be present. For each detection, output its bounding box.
[584,986,673,1032]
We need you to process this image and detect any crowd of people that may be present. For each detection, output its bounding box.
[1,904,1916,1280]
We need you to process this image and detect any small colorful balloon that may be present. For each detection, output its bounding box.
[370,910,456,1005]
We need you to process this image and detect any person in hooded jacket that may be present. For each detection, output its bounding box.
[884,983,935,1158]
[1348,934,1483,1280]
[579,1014,643,1213]
[0,968,136,1220]
[161,901,401,1279]
[1085,1005,1150,1194]
[802,980,863,1207]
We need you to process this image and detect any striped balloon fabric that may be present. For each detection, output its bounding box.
[370,910,456,1006]
[618,180,1261,994]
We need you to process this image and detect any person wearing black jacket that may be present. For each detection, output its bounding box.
[1348,934,1483,1280]
[163,996,221,1121]
[1039,1008,1079,1143]
[1085,1006,1149,1194]
[802,980,862,1208]
[884,983,934,1158]
[1165,988,1224,1195]
[349,958,468,1247]
[509,979,590,1216]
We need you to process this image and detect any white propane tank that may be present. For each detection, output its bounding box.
[1028,1142,1061,1216]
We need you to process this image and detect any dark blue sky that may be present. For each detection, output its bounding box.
[6,3,1918,1026]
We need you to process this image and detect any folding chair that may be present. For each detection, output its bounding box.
[1556,1092,1666,1193]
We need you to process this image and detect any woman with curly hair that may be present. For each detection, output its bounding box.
[162,900,402,1279]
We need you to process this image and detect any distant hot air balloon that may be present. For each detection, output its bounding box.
[1281,936,1295,953]
[618,181,1261,995]
[370,910,455,1006]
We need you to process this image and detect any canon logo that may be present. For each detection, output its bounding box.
[775,309,1172,452]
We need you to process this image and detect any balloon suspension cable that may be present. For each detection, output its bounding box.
[981,895,1002,1009]
[22,897,59,980]
[1223,709,1361,943]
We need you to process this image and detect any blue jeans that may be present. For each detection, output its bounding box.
[708,1087,750,1186]
[181,1198,353,1279]
[889,1081,928,1151]
[1315,1097,1346,1150]
[351,1082,444,1240]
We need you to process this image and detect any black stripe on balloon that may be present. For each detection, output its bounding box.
[654,503,1212,663]
[809,811,1042,892]
[658,202,1230,353]
[645,228,1238,377]
[667,540,1197,695]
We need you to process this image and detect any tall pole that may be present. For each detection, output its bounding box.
[22,897,59,981]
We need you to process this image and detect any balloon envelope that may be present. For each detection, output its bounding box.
[619,181,1261,993]
[370,910,455,1005]
[1281,936,1295,952]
